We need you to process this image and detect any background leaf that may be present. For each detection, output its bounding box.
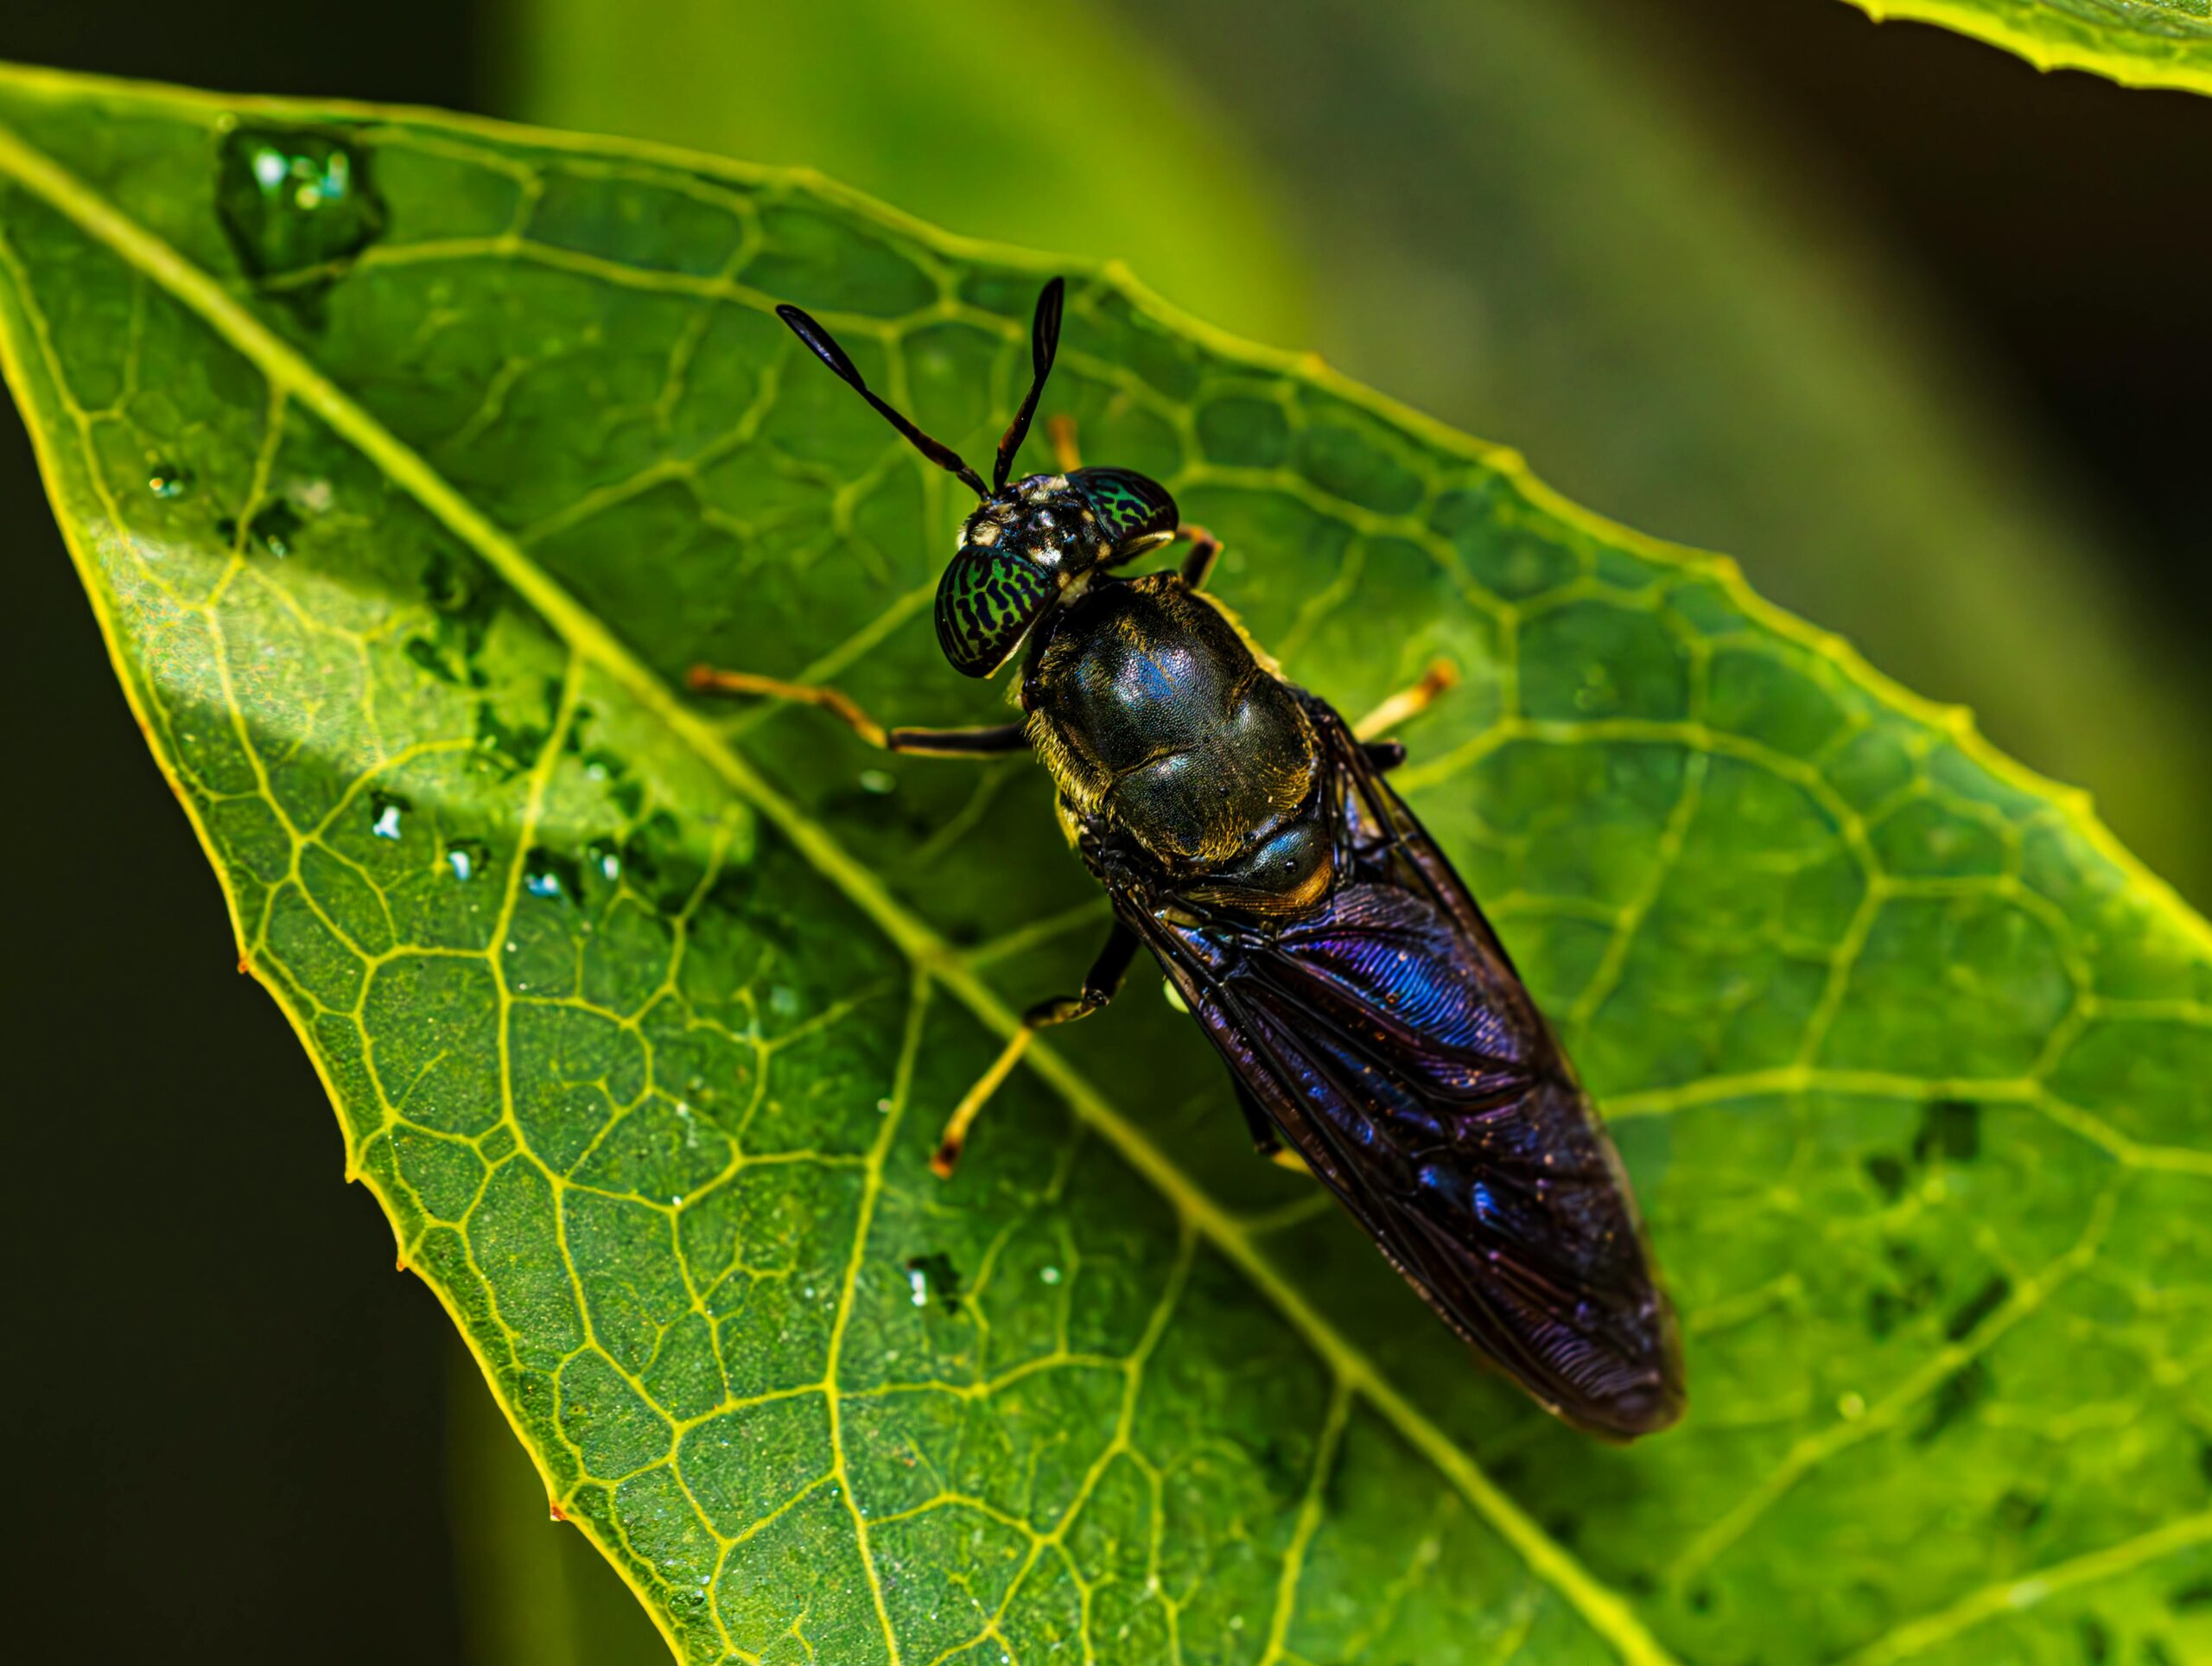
[503,0,2212,911]
[3,62,2209,1664]
[1831,0,2212,93]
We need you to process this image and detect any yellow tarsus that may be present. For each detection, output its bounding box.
[932,1027,1034,1178]
[1355,658,1460,741]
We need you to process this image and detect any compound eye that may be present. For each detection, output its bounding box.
[1071,467,1178,561]
[935,544,1055,677]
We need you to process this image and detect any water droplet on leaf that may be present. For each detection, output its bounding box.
[523,846,580,901]
[246,500,302,557]
[903,1252,963,1315]
[858,768,895,795]
[367,789,409,841]
[215,127,388,282]
[147,462,193,499]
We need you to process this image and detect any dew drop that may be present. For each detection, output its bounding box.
[523,846,579,901]
[367,788,409,841]
[247,500,303,558]
[1838,1391,1866,1420]
[147,461,194,500]
[904,1252,963,1315]
[1039,1266,1061,1286]
[858,768,896,795]
[215,127,388,282]
[585,836,623,882]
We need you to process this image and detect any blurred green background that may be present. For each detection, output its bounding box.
[3,1,2207,1657]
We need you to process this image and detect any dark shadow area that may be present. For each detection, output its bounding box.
[1625,0,2212,618]
[0,4,480,1661]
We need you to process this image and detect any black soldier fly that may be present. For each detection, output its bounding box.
[688,278,1685,1438]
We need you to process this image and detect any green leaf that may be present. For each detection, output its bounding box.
[499,0,1311,349]
[1834,0,2212,94]
[3,61,2209,1664]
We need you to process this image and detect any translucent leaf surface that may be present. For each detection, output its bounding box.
[3,62,2209,1665]
[1838,0,2212,93]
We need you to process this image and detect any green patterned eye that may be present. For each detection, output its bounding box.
[1071,467,1178,557]
[935,544,1056,677]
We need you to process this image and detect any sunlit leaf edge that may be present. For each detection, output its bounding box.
[1837,0,2212,95]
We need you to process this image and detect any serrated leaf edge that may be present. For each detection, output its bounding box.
[1836,0,2212,96]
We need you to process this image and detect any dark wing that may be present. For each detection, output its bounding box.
[1128,699,1684,1437]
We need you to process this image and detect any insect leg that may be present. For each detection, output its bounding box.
[1176,525,1224,591]
[1231,1081,1282,1156]
[1352,659,1460,741]
[1046,413,1082,472]
[1361,740,1408,773]
[684,666,1027,755]
[931,924,1139,1177]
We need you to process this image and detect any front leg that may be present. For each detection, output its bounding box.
[685,665,1027,756]
[932,924,1140,1177]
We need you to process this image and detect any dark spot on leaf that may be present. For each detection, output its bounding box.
[622,811,709,914]
[1688,1585,1714,1615]
[417,545,502,683]
[905,1251,963,1315]
[2144,1639,2177,1666]
[1914,1358,1991,1444]
[1993,1489,2044,1532]
[248,500,302,557]
[1944,1275,2011,1341]
[405,636,456,684]
[1868,1242,1940,1339]
[1863,1153,1907,1202]
[1914,1097,1980,1164]
[2172,1579,2212,1611]
[2077,1617,2109,1664]
[475,701,550,775]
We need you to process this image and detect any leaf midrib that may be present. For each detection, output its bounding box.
[0,103,1681,1666]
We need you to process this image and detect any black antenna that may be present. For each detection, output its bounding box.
[776,303,989,499]
[993,277,1065,490]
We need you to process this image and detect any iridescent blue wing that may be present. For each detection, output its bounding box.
[1128,698,1684,1437]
